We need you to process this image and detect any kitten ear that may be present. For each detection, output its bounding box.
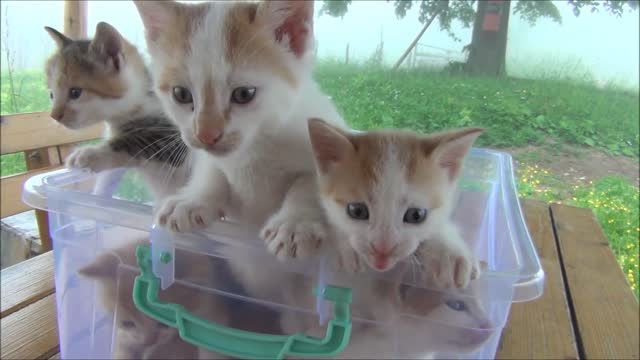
[77,253,120,280]
[308,118,354,174]
[428,127,484,181]
[44,26,72,48]
[134,0,175,43]
[90,22,123,72]
[257,0,314,58]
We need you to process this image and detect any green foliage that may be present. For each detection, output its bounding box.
[314,62,639,157]
[0,152,26,176]
[0,70,50,115]
[320,0,639,41]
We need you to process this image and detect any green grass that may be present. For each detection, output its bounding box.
[1,69,51,115]
[314,61,640,157]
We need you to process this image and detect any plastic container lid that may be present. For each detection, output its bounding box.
[22,148,544,303]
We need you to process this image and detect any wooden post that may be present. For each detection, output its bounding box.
[64,0,87,38]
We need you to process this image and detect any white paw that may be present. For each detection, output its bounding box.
[260,213,325,261]
[420,243,482,289]
[155,195,217,233]
[65,147,110,172]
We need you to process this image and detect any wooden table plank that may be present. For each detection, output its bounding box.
[497,200,578,359]
[0,294,59,359]
[1,251,55,318]
[551,203,639,359]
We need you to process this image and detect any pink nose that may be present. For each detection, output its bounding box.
[197,130,223,146]
[372,242,393,256]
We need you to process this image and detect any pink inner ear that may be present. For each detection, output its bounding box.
[275,15,309,57]
[439,143,472,181]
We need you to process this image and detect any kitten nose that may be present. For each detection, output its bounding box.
[197,130,223,146]
[372,242,394,256]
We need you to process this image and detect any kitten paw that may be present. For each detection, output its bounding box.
[155,195,217,233]
[420,243,481,289]
[65,147,112,172]
[260,214,325,261]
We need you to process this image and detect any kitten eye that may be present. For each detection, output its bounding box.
[446,300,467,312]
[49,91,54,100]
[68,87,82,100]
[403,208,427,224]
[172,86,193,104]
[230,86,256,104]
[346,203,369,220]
[120,320,136,329]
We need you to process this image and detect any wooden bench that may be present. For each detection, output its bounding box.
[1,200,638,359]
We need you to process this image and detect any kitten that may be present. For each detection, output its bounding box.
[44,22,190,200]
[77,237,229,359]
[134,0,345,260]
[307,119,483,288]
[273,120,488,357]
[321,276,494,359]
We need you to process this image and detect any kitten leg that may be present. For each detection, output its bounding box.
[65,143,137,172]
[260,174,326,261]
[155,155,229,233]
[417,221,481,289]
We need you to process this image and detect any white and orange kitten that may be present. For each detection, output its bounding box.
[308,119,483,288]
[134,0,344,259]
[271,120,489,358]
[44,22,190,200]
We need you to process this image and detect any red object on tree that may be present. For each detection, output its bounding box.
[482,0,503,32]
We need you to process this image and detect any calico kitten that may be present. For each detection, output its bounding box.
[77,237,228,359]
[307,119,483,288]
[44,22,190,200]
[134,0,345,261]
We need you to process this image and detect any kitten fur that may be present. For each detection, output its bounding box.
[307,119,483,287]
[134,0,345,264]
[44,22,190,200]
[322,275,494,359]
[77,237,229,359]
[272,121,488,357]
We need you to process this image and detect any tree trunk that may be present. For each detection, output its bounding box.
[466,0,511,76]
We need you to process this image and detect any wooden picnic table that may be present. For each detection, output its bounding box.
[1,200,638,359]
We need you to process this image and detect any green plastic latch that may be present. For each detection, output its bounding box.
[132,244,353,359]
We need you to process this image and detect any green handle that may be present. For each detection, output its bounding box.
[133,245,353,359]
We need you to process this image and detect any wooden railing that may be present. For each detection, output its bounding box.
[0,111,103,250]
[0,0,91,252]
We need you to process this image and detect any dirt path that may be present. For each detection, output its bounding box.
[498,145,639,188]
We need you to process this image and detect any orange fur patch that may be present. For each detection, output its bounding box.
[319,129,447,210]
[224,2,296,86]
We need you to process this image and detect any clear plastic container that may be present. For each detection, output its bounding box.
[22,147,544,359]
